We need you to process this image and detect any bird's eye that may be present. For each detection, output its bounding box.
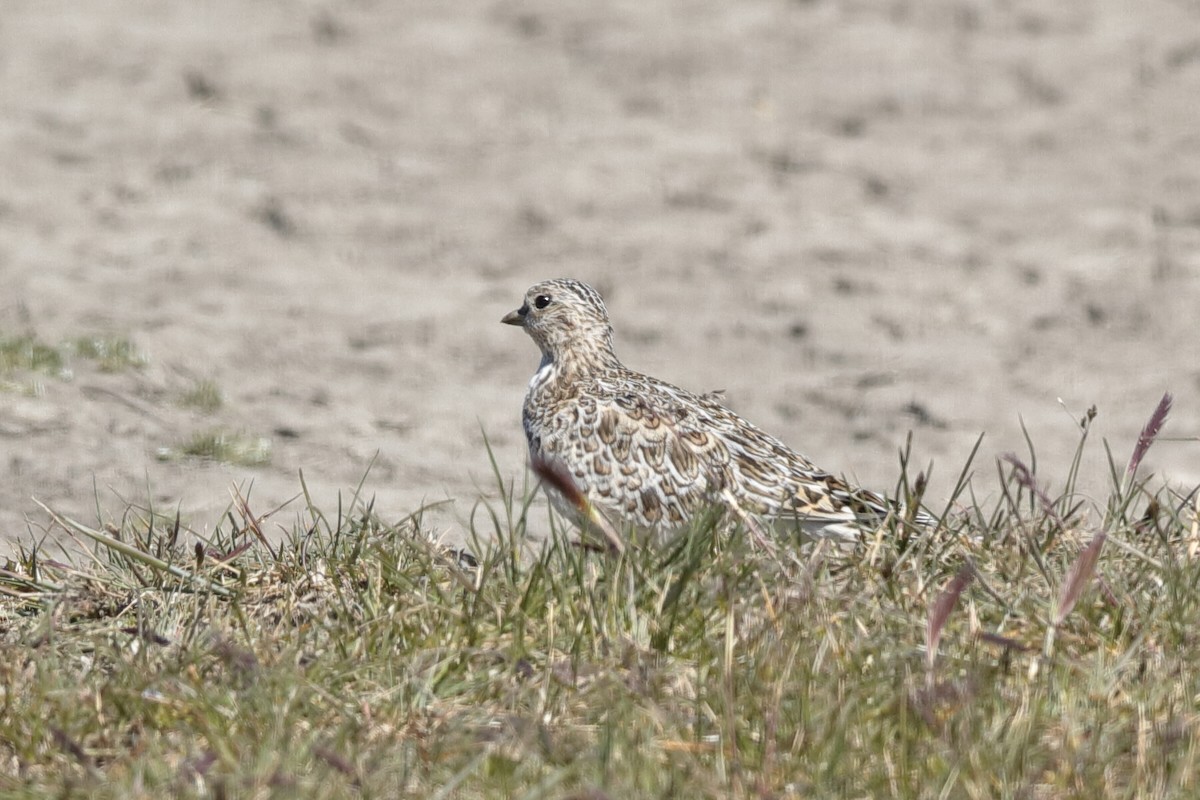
[534,294,552,309]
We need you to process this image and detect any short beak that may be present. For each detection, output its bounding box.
[501,305,527,326]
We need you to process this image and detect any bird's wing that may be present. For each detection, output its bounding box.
[672,385,932,533]
[691,397,872,524]
[538,372,929,534]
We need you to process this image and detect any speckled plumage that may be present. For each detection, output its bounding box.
[502,278,932,541]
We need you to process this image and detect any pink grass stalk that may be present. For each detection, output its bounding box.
[926,563,974,674]
[1054,530,1107,627]
[1127,392,1173,476]
[531,454,626,555]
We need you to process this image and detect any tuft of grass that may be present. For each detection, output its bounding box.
[70,335,146,372]
[0,333,64,376]
[2,404,1198,798]
[160,429,273,466]
[0,332,145,393]
[178,378,224,413]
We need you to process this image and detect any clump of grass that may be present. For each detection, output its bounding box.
[0,332,145,392]
[1,399,1197,798]
[160,430,272,465]
[179,378,223,413]
[0,333,64,376]
[70,335,146,372]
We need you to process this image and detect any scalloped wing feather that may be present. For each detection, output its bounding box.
[529,368,902,533]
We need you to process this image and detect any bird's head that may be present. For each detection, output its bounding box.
[501,278,617,364]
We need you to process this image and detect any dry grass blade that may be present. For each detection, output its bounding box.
[50,726,93,768]
[926,563,974,674]
[1127,392,1172,475]
[312,744,358,781]
[977,631,1033,653]
[1189,492,1200,560]
[230,483,271,549]
[120,626,172,646]
[0,567,61,596]
[720,488,779,555]
[531,454,625,554]
[1055,530,1107,627]
[32,497,233,597]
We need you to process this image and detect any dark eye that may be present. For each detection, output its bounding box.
[534,294,552,309]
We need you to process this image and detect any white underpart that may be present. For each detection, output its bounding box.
[530,357,554,393]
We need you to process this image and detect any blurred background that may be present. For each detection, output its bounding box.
[2,0,1198,551]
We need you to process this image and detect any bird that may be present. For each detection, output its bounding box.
[501,278,934,544]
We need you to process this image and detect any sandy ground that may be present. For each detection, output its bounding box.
[2,0,1199,556]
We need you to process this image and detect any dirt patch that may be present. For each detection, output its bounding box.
[2,0,1198,554]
